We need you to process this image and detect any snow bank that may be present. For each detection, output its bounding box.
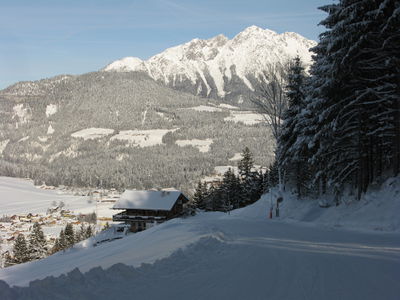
[264,177,400,232]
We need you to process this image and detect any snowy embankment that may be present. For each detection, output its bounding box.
[268,176,400,232]
[0,178,399,299]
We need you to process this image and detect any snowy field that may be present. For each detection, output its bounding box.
[110,129,177,147]
[224,111,266,125]
[228,152,243,161]
[71,128,115,140]
[175,138,213,153]
[218,103,239,110]
[185,105,223,112]
[0,177,92,215]
[0,178,399,299]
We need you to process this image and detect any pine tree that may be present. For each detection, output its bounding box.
[238,147,254,180]
[219,168,239,211]
[309,0,400,198]
[193,181,206,210]
[85,225,93,239]
[237,147,263,205]
[58,229,67,251]
[12,234,29,264]
[75,223,86,243]
[64,223,75,248]
[278,56,308,197]
[28,222,47,260]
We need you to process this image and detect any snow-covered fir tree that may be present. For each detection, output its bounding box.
[64,223,75,248]
[192,181,207,210]
[12,234,29,264]
[278,56,309,197]
[28,222,47,260]
[279,0,400,199]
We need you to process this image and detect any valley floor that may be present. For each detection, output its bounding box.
[0,194,399,300]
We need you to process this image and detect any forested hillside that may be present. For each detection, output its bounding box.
[0,72,274,193]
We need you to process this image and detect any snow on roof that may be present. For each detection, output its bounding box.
[113,190,184,211]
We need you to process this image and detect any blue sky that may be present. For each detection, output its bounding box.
[0,0,329,89]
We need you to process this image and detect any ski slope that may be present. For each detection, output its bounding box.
[0,193,399,299]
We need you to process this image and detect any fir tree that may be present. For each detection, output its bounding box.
[304,0,400,198]
[238,147,254,180]
[193,181,206,210]
[58,229,67,251]
[85,225,93,239]
[64,223,75,248]
[278,56,308,197]
[75,223,86,243]
[28,222,47,260]
[12,234,29,264]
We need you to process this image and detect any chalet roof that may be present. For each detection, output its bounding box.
[112,190,184,211]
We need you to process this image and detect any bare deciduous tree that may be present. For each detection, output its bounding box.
[250,61,291,191]
[251,62,290,140]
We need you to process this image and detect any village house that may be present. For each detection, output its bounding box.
[112,190,189,232]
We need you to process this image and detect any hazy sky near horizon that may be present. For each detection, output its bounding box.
[0,0,328,88]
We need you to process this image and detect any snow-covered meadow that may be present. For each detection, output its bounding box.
[110,129,178,147]
[0,177,91,216]
[175,139,213,153]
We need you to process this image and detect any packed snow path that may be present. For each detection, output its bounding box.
[1,202,399,299]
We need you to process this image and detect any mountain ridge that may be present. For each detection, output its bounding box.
[103,26,316,102]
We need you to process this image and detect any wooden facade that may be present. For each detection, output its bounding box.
[112,193,188,232]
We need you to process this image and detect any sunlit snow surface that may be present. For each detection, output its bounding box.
[0,178,399,299]
[45,104,57,117]
[71,128,115,140]
[110,129,178,147]
[0,177,91,215]
[224,111,266,125]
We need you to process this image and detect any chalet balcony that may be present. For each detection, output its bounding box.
[112,212,167,222]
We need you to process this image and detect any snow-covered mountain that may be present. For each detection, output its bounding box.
[103,26,316,102]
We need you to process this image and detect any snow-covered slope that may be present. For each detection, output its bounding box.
[1,179,399,299]
[103,26,316,101]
